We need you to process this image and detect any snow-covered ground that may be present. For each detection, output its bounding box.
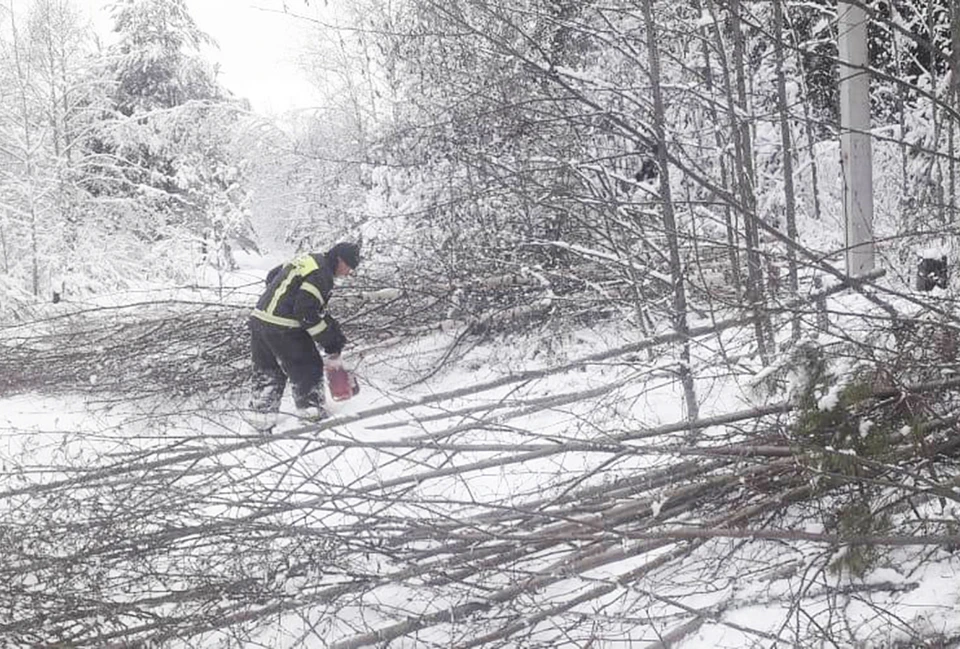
[2,253,959,649]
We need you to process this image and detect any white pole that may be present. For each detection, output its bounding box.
[838,1,875,275]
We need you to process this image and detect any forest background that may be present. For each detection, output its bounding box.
[2,0,960,647]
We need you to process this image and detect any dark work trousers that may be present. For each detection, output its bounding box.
[249,318,324,413]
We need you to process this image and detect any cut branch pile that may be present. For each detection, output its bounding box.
[2,314,960,648]
[2,272,960,647]
[0,301,251,400]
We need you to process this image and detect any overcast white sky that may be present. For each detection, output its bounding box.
[86,0,324,115]
[186,0,324,114]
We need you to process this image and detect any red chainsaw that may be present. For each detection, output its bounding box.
[326,363,360,401]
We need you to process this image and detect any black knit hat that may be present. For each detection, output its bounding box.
[329,242,361,269]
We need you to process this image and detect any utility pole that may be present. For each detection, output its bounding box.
[838,1,875,275]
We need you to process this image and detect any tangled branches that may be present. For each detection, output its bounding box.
[3,274,960,647]
[0,301,251,401]
[2,321,960,647]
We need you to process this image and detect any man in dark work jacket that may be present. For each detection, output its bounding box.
[246,242,360,431]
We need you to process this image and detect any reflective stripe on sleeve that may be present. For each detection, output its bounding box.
[300,281,323,302]
[306,320,329,337]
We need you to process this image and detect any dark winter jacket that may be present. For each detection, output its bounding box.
[251,252,347,355]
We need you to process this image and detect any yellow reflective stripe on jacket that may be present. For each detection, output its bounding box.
[295,254,320,276]
[306,320,328,337]
[251,309,300,328]
[300,281,323,302]
[263,255,321,317]
[253,308,328,337]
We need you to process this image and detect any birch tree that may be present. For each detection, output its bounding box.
[0,2,58,296]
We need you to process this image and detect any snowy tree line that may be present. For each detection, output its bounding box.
[352,0,960,320]
[3,0,958,332]
[0,0,255,304]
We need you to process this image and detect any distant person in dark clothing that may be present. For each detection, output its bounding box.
[246,242,360,431]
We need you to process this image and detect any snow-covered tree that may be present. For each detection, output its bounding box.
[108,0,218,114]
[87,0,252,266]
[0,0,109,297]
